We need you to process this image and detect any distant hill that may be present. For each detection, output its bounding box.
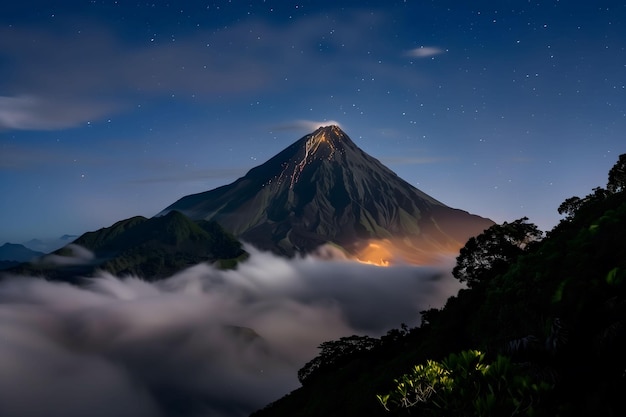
[159,126,493,263]
[22,235,78,253]
[9,211,246,281]
[0,243,44,267]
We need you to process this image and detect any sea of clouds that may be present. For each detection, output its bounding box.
[0,245,461,417]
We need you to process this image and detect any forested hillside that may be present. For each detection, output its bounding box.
[10,211,247,282]
[252,154,626,417]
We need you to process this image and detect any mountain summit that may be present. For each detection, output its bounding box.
[158,126,493,263]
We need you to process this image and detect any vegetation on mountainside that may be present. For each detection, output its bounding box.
[9,211,247,281]
[377,350,552,417]
[252,153,626,417]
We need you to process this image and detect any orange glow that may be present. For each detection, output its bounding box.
[355,242,393,267]
[350,238,464,267]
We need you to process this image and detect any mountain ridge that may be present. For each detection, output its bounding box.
[8,211,247,281]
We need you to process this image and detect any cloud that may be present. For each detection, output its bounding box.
[405,46,445,58]
[37,244,95,266]
[0,10,430,132]
[381,156,450,165]
[0,145,61,170]
[271,119,344,132]
[0,95,117,130]
[127,167,249,185]
[0,247,461,416]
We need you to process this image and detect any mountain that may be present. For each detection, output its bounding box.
[9,211,246,281]
[0,242,45,270]
[22,235,78,253]
[158,125,493,263]
[0,242,44,264]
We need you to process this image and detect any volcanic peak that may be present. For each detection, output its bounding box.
[157,125,494,260]
[282,125,348,188]
[303,125,346,158]
[314,125,348,143]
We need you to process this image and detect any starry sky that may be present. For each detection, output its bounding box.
[1,0,624,245]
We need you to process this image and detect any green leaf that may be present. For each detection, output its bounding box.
[606,267,622,286]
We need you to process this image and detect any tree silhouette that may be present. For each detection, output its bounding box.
[298,335,379,385]
[452,217,542,288]
[557,196,584,220]
[608,153,626,193]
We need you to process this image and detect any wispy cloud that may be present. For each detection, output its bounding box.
[381,156,449,165]
[0,11,429,132]
[271,119,343,132]
[0,95,117,130]
[127,167,248,184]
[0,145,56,170]
[0,247,460,416]
[405,46,445,58]
[36,244,95,266]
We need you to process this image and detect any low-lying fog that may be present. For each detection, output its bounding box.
[0,245,462,417]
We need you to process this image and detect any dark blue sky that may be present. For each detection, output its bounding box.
[1,1,625,244]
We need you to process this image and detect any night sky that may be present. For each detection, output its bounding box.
[1,1,625,245]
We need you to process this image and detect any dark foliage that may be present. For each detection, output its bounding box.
[452,217,542,288]
[557,196,584,220]
[252,153,626,417]
[607,153,626,193]
[298,335,380,385]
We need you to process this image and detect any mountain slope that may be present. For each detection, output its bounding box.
[9,211,246,281]
[159,126,493,262]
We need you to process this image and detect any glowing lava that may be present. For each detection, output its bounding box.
[288,128,338,188]
[355,242,393,267]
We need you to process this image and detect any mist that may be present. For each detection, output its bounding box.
[0,246,461,417]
